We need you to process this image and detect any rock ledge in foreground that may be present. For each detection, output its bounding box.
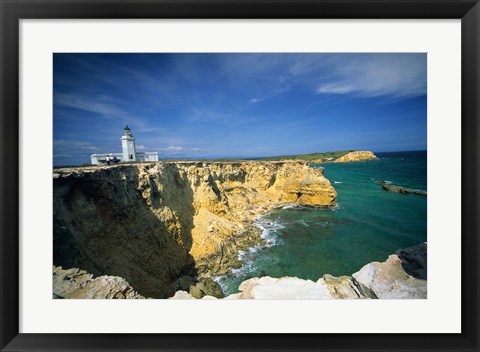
[53,243,427,300]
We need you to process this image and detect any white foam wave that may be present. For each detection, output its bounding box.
[223,217,284,279]
[331,203,340,212]
[373,179,393,185]
[237,249,247,261]
[230,260,256,277]
[334,181,343,184]
[213,275,225,285]
[213,216,286,292]
[254,217,285,248]
[295,220,310,227]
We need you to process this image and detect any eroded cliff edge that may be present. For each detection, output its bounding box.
[333,150,377,163]
[53,161,336,298]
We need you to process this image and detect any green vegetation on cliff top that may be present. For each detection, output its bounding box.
[53,151,357,168]
[187,151,355,163]
[251,150,354,162]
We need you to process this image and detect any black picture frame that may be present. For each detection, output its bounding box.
[1,0,479,351]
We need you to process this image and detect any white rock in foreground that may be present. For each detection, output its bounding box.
[234,277,334,299]
[168,290,218,300]
[352,243,427,299]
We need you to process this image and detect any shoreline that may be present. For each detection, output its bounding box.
[196,202,336,279]
[211,203,339,295]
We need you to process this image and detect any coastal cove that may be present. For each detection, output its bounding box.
[217,151,427,295]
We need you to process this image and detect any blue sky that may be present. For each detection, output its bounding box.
[53,53,427,165]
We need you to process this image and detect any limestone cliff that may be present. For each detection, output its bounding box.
[53,266,145,299]
[334,151,377,163]
[53,161,336,298]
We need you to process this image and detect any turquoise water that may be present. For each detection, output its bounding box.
[217,151,427,295]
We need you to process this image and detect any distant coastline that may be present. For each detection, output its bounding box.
[53,149,379,168]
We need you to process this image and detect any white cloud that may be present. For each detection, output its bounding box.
[166,146,183,151]
[55,94,124,119]
[53,139,103,161]
[219,54,425,103]
[315,55,427,98]
[54,139,98,150]
[316,83,355,95]
[54,94,162,133]
[249,83,291,103]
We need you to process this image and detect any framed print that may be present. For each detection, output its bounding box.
[1,0,479,351]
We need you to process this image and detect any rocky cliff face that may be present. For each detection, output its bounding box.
[53,161,336,298]
[53,266,145,299]
[334,151,377,163]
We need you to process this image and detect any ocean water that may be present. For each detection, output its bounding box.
[216,151,427,295]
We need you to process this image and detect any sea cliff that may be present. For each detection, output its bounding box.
[333,151,377,163]
[306,150,377,164]
[53,161,336,298]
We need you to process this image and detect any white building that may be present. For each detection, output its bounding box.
[90,126,158,165]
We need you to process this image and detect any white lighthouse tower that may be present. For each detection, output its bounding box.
[121,125,136,161]
[90,126,158,164]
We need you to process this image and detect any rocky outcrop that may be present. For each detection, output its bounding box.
[334,151,377,163]
[53,265,224,300]
[382,184,427,195]
[227,276,335,299]
[169,291,219,300]
[53,266,145,299]
[215,242,427,300]
[352,243,427,299]
[322,274,376,299]
[53,161,336,298]
[188,278,224,298]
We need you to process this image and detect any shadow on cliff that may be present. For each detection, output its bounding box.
[53,164,199,298]
[396,242,427,280]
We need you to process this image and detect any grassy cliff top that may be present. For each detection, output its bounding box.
[250,150,354,162]
[53,151,367,168]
